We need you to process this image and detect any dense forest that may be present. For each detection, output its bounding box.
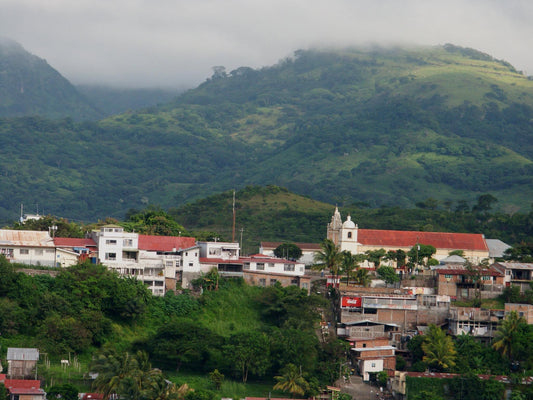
[1,45,533,223]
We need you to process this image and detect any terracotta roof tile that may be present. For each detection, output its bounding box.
[358,229,488,251]
[138,235,196,252]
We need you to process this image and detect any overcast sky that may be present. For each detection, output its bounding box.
[1,0,532,89]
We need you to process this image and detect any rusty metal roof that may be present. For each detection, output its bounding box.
[0,230,55,247]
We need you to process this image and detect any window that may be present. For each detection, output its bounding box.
[270,279,277,286]
[166,261,174,267]
[258,278,266,287]
[284,264,295,272]
[243,263,250,270]
[1,248,14,258]
[19,249,29,255]
[188,262,193,267]
[105,252,117,260]
[256,263,265,271]
[371,363,375,368]
[123,239,133,246]
[268,263,275,268]
[348,232,352,238]
[34,249,43,256]
[106,240,117,245]
[302,283,308,289]
[482,275,492,281]
[291,279,298,285]
[46,249,54,253]
[445,274,452,279]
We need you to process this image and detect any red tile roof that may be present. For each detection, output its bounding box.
[1,379,41,389]
[54,237,97,247]
[138,235,196,252]
[358,229,488,251]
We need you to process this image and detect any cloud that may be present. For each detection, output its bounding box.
[1,0,532,88]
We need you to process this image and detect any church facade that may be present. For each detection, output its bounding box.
[326,207,490,265]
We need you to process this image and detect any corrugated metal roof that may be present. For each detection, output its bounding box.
[485,239,511,258]
[358,229,488,251]
[6,348,39,361]
[495,262,533,271]
[0,230,54,247]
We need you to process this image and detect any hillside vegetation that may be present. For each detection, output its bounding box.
[1,44,533,223]
[0,38,101,120]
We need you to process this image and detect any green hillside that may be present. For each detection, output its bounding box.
[1,44,533,223]
[0,38,102,120]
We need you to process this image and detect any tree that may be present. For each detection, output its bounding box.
[504,242,533,263]
[45,384,79,400]
[364,248,386,268]
[91,348,139,400]
[274,243,303,261]
[407,244,436,269]
[340,251,359,285]
[377,266,400,285]
[313,239,341,276]
[422,324,456,371]
[493,311,526,362]
[472,194,498,213]
[224,331,271,382]
[385,249,406,268]
[464,259,489,306]
[209,369,224,390]
[273,363,309,397]
[354,268,371,287]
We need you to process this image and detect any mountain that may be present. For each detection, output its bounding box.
[1,44,533,223]
[76,85,180,117]
[0,38,102,120]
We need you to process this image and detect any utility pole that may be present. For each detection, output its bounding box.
[240,228,244,255]
[232,190,236,242]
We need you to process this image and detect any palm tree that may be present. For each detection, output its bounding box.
[91,348,139,400]
[493,311,525,362]
[145,378,192,400]
[340,251,359,286]
[354,268,371,287]
[314,239,342,282]
[422,324,456,371]
[273,364,308,398]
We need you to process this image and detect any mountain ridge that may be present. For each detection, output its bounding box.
[1,44,532,223]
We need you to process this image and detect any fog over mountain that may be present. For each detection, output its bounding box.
[1,0,533,88]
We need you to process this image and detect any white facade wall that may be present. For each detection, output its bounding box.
[360,359,384,381]
[6,246,57,267]
[198,241,240,260]
[243,258,305,276]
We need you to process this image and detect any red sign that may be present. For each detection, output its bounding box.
[341,296,362,308]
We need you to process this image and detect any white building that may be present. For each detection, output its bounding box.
[0,229,56,267]
[90,225,199,295]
